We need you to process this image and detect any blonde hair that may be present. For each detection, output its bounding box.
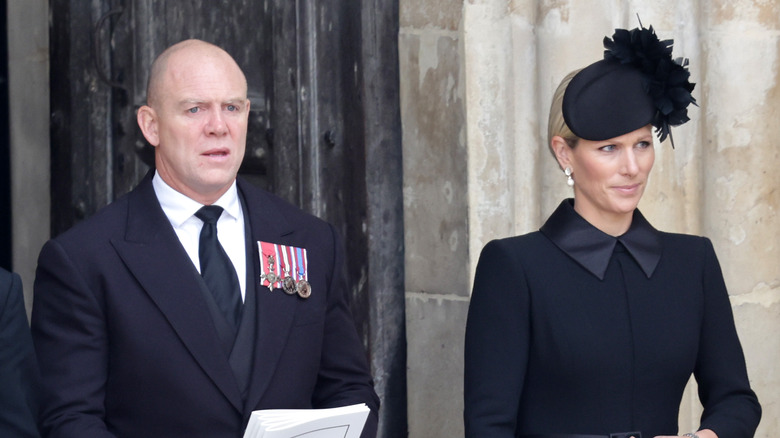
[547,68,583,158]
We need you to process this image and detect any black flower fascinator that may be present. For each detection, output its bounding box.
[563,24,697,147]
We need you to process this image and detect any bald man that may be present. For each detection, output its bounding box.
[32,40,379,438]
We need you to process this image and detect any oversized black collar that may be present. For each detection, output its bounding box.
[539,199,662,280]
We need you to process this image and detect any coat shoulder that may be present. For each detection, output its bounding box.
[658,231,714,258]
[479,231,555,262]
[237,178,333,232]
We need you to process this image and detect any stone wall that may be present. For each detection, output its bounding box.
[8,0,50,316]
[400,2,469,436]
[401,0,779,436]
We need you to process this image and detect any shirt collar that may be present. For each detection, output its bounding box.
[539,199,662,280]
[152,171,241,227]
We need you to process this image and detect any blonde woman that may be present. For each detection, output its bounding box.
[464,24,761,438]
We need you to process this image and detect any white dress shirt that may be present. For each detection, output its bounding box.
[152,171,247,301]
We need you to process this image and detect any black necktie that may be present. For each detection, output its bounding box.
[195,205,242,330]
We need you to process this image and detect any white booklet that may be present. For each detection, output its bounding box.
[242,403,370,438]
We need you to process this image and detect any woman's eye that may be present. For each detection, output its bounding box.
[599,144,615,152]
[637,141,651,149]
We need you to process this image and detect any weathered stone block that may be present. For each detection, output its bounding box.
[406,294,468,438]
[400,31,469,296]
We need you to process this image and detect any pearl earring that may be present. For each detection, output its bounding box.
[564,167,574,187]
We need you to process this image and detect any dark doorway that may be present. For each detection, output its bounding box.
[0,0,11,270]
[49,1,405,436]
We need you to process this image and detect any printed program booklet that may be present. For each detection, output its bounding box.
[242,403,370,438]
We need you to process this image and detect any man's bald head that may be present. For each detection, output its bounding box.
[136,39,251,205]
[145,39,247,108]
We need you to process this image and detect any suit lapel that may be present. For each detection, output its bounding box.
[237,179,300,412]
[109,174,244,412]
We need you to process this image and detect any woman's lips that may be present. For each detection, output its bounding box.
[613,183,640,194]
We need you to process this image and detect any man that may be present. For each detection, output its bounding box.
[0,267,39,437]
[32,39,379,437]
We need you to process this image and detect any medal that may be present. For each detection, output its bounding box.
[264,272,278,284]
[282,275,297,295]
[296,279,311,299]
[261,254,279,288]
[293,246,311,298]
[258,241,311,298]
[279,248,297,295]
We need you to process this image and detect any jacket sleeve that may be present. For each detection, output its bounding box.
[464,239,530,437]
[0,270,40,438]
[310,223,380,438]
[31,239,117,438]
[695,237,761,438]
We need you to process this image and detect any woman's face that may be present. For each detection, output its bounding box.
[554,125,655,235]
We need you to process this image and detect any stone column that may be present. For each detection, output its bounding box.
[400,2,469,437]
[700,1,780,433]
[8,0,50,314]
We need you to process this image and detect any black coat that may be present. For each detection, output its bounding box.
[0,268,39,437]
[464,199,760,438]
[32,173,378,438]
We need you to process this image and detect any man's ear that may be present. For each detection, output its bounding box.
[137,105,160,147]
[550,135,572,171]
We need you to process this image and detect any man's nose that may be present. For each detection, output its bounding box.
[205,110,227,135]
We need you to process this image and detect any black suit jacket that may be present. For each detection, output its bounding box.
[32,174,378,437]
[0,268,40,437]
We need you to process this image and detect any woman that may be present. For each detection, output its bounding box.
[463,24,761,438]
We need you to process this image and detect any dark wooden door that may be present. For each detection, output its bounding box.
[50,0,406,436]
[0,0,10,269]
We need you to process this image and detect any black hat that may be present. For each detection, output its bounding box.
[562,25,697,146]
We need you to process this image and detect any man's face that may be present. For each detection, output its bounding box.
[140,44,250,204]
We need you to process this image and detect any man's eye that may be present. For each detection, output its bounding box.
[188,107,199,114]
[226,105,238,111]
